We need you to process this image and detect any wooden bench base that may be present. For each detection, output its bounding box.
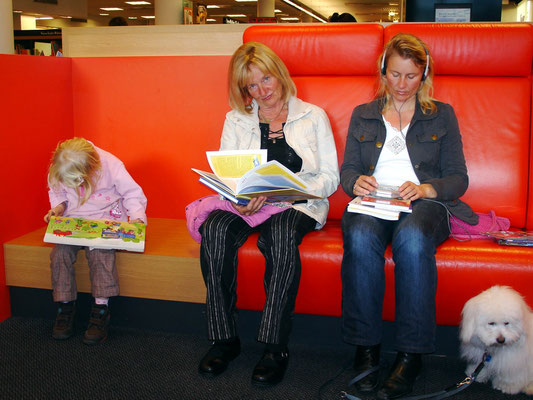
[4,218,206,303]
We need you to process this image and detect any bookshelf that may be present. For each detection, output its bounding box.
[14,29,62,56]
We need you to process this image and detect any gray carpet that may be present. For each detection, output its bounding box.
[0,317,530,400]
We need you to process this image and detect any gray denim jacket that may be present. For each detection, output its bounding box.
[340,98,477,224]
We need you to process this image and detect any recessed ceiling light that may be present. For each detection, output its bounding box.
[206,5,219,8]
[100,7,124,11]
[13,10,22,13]
[141,15,155,18]
[280,17,299,20]
[35,16,54,20]
[227,14,247,17]
[206,18,216,21]
[100,13,110,16]
[60,16,72,19]
[128,16,138,19]
[282,0,326,23]
[275,9,282,13]
[125,1,151,4]
[235,0,256,2]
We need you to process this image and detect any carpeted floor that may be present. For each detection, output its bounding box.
[0,317,530,400]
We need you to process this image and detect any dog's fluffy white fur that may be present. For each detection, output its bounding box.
[460,285,533,395]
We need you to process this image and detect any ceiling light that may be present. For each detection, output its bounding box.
[128,16,138,19]
[281,0,326,23]
[280,17,299,20]
[100,13,110,16]
[235,0,256,2]
[206,18,216,21]
[141,15,155,18]
[100,7,124,11]
[275,9,282,13]
[125,1,151,4]
[13,10,22,13]
[227,14,247,17]
[60,16,72,19]
[35,16,54,20]
[206,5,220,8]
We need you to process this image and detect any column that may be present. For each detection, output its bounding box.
[0,0,14,54]
[257,0,275,18]
[155,0,183,25]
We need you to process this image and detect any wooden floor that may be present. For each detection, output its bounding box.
[4,218,206,303]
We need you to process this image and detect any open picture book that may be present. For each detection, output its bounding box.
[44,216,146,252]
[192,149,321,205]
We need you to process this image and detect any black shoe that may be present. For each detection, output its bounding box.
[52,301,76,340]
[251,349,289,387]
[352,344,381,393]
[83,303,110,345]
[198,338,241,377]
[377,352,422,400]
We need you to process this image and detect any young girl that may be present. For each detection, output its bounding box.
[44,137,147,345]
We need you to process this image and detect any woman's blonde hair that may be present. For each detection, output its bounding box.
[48,137,101,205]
[377,33,436,115]
[228,41,296,114]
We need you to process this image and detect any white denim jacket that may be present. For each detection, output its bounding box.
[220,96,339,229]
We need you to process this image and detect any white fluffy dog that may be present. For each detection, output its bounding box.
[460,285,533,395]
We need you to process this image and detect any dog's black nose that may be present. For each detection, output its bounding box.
[497,336,505,344]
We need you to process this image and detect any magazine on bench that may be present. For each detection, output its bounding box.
[43,216,146,252]
[482,230,533,247]
[192,150,321,205]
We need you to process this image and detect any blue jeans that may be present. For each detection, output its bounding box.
[341,199,449,353]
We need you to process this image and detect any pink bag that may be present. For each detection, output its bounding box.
[450,210,510,240]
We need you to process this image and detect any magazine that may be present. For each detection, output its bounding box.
[347,197,400,221]
[43,216,146,252]
[192,150,321,205]
[482,230,533,247]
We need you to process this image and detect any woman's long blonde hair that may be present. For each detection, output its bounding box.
[377,33,436,115]
[228,41,296,114]
[48,137,101,205]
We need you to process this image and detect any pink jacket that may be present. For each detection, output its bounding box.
[185,195,289,243]
[48,146,147,224]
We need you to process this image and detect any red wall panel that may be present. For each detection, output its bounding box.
[0,54,73,321]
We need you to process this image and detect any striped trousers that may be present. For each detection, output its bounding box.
[199,208,316,346]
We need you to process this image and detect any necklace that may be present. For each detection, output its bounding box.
[259,103,286,124]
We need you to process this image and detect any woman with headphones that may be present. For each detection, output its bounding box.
[340,33,477,399]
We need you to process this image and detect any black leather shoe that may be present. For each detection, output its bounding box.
[251,349,289,386]
[198,338,241,377]
[352,344,381,393]
[377,352,422,400]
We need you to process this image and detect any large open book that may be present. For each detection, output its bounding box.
[192,150,321,204]
[44,216,146,252]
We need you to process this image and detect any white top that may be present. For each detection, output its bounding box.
[373,116,420,187]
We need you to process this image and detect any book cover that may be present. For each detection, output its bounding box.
[192,150,321,204]
[361,195,412,213]
[483,230,533,247]
[44,216,146,252]
[347,197,400,220]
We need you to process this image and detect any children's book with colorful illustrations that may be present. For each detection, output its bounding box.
[44,216,146,252]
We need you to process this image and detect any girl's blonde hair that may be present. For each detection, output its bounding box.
[377,33,437,115]
[228,41,296,114]
[48,137,101,205]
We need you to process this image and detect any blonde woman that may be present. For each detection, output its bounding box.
[44,137,147,345]
[197,42,339,386]
[340,34,476,399]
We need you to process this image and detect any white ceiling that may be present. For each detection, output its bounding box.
[87,0,402,25]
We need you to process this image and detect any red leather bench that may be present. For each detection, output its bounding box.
[2,23,533,326]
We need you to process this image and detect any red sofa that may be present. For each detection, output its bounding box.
[2,23,533,326]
